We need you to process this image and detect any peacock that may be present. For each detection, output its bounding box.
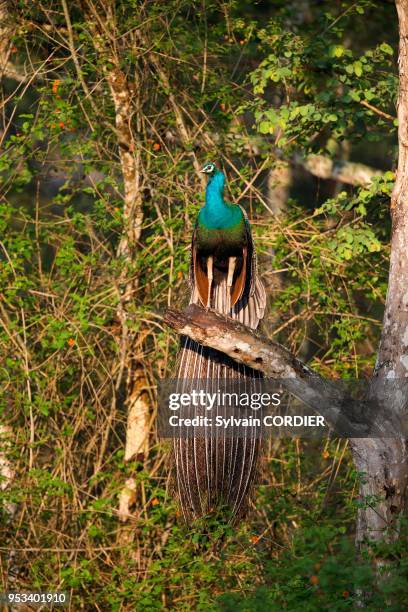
[173,162,266,522]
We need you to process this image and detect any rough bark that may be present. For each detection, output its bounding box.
[0,425,16,519]
[118,477,137,522]
[0,1,13,73]
[165,304,319,379]
[107,68,143,263]
[0,0,23,82]
[104,64,150,469]
[349,0,408,548]
[124,363,150,462]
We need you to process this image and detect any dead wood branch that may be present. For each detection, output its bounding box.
[164,305,395,438]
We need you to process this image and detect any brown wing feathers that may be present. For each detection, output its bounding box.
[192,243,209,307]
[192,242,252,314]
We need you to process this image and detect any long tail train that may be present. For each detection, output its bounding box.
[173,263,266,522]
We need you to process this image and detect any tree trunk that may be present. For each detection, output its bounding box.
[77,1,151,519]
[350,0,408,548]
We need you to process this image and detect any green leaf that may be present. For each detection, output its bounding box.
[354,61,363,77]
[329,45,344,58]
[258,120,271,134]
[380,43,393,56]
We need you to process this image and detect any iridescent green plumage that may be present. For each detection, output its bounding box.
[192,165,254,310]
[195,167,246,257]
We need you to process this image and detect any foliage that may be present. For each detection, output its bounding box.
[0,0,405,609]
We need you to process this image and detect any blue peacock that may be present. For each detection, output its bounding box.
[174,162,266,522]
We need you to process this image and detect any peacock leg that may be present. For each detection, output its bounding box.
[206,256,213,308]
[226,256,237,313]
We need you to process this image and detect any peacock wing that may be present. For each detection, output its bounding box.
[190,223,209,307]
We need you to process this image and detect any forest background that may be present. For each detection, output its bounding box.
[0,0,407,610]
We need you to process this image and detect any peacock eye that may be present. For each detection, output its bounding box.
[200,162,216,173]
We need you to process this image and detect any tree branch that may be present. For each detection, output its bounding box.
[294,154,383,187]
[164,304,392,437]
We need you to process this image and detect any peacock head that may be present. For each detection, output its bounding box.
[200,162,224,190]
[200,161,217,174]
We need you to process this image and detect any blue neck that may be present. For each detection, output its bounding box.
[205,170,227,211]
[200,170,241,229]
